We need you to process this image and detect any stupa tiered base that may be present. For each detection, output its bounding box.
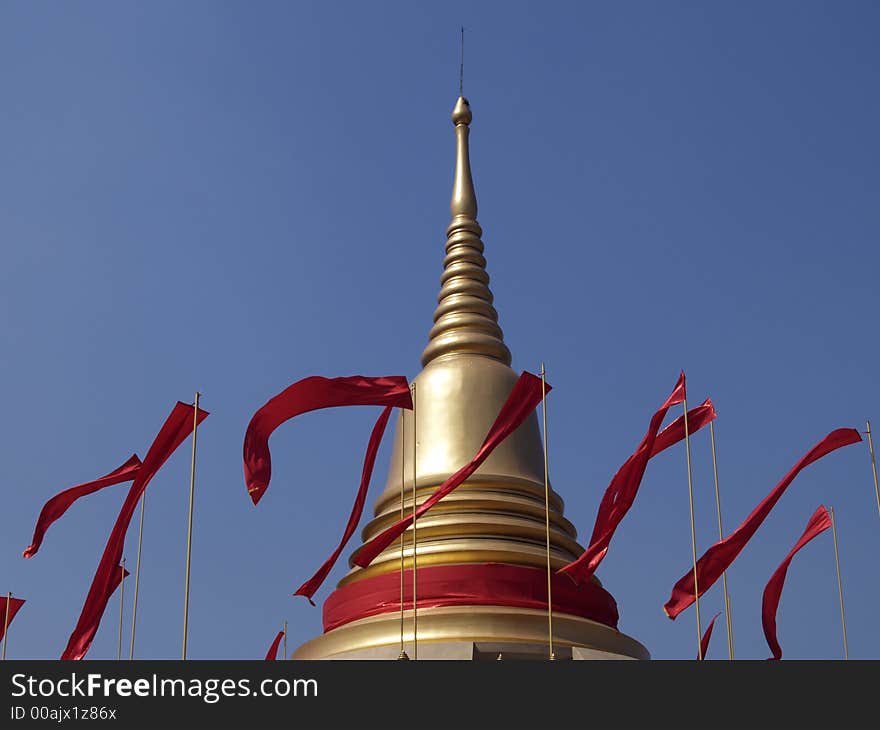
[294,562,649,660]
[293,605,648,660]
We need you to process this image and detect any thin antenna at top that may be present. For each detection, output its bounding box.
[459,26,464,97]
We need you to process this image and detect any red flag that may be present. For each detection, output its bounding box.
[588,375,687,546]
[651,399,717,458]
[762,505,832,660]
[664,429,861,620]
[265,630,285,660]
[294,406,393,603]
[243,375,412,505]
[0,597,26,642]
[323,563,620,633]
[61,402,208,660]
[560,375,715,584]
[698,612,721,660]
[23,455,143,559]
[353,372,547,569]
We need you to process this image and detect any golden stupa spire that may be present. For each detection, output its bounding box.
[421,97,511,367]
[292,92,648,661]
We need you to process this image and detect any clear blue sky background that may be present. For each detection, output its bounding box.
[2,1,878,661]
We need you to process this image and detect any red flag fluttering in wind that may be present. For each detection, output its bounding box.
[763,506,832,660]
[265,630,285,660]
[0,596,26,642]
[559,374,717,585]
[242,376,411,601]
[664,428,861,620]
[698,612,721,660]
[588,373,688,546]
[651,399,717,458]
[294,406,394,603]
[61,402,209,660]
[243,375,412,506]
[23,455,143,559]
[354,371,547,569]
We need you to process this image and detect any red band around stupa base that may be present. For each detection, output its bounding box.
[322,562,619,633]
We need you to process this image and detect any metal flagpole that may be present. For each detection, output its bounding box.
[866,420,880,518]
[2,592,11,660]
[182,391,201,660]
[117,559,126,660]
[282,621,287,661]
[683,395,703,659]
[709,422,734,660]
[398,407,408,660]
[411,383,418,661]
[829,506,849,660]
[129,493,146,659]
[540,363,555,661]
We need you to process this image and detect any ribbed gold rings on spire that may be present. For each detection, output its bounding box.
[421,97,511,367]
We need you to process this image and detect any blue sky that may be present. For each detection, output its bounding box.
[1,1,878,660]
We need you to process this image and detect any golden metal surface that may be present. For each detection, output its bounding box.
[374,357,550,515]
[540,363,554,660]
[421,97,510,368]
[682,396,703,659]
[357,512,583,559]
[829,507,849,660]
[867,420,880,518]
[709,422,734,660]
[411,382,418,659]
[373,473,565,518]
[293,96,646,659]
[339,543,580,587]
[2,591,10,660]
[293,605,649,660]
[399,408,405,655]
[182,391,200,661]
[117,558,126,661]
[365,492,575,539]
[129,492,146,660]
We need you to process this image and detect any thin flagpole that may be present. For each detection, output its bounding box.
[829,506,849,660]
[683,394,703,659]
[182,391,201,660]
[411,383,418,661]
[398,407,408,660]
[2,591,11,660]
[117,559,126,660]
[540,363,554,661]
[282,621,287,661]
[866,420,880,518]
[129,492,146,660]
[709,422,734,660]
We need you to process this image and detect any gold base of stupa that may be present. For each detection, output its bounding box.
[292,605,649,660]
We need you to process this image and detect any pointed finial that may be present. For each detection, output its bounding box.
[451,96,472,126]
[421,96,511,367]
[449,97,475,220]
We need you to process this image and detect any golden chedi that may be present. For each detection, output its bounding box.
[293,96,648,660]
